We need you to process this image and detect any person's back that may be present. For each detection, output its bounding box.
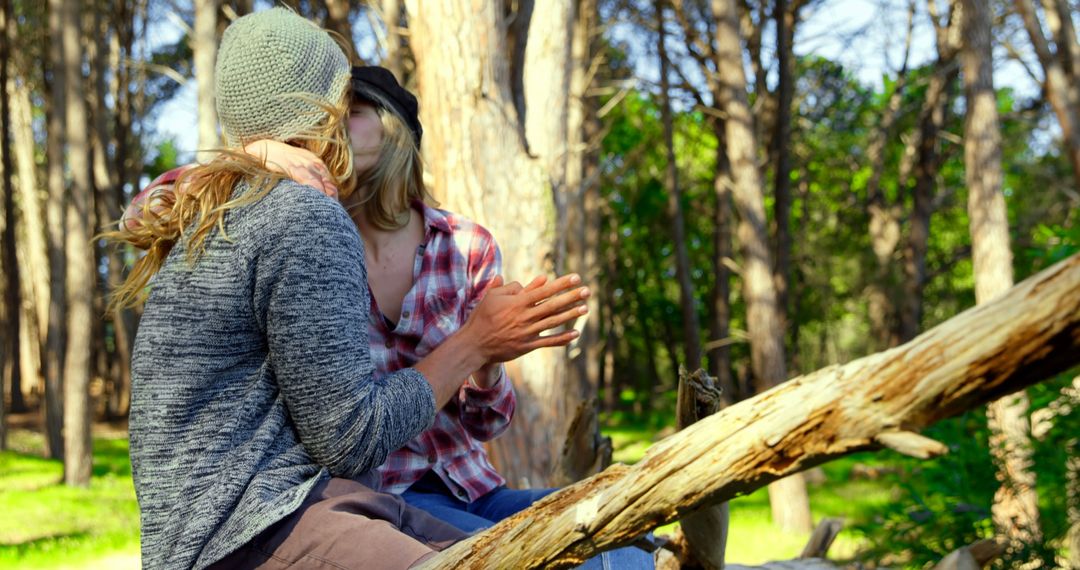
[132,180,438,569]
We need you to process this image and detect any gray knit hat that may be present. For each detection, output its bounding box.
[215,8,351,148]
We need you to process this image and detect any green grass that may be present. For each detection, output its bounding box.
[0,431,139,570]
[607,420,899,566]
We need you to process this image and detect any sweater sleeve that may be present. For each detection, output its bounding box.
[253,183,436,479]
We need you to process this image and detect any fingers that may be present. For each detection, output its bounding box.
[523,275,547,292]
[525,329,580,351]
[521,273,582,305]
[528,285,590,319]
[527,303,588,336]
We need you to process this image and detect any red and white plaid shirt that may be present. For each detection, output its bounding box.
[371,202,515,502]
[127,171,514,502]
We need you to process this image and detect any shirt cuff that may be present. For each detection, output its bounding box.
[461,366,510,408]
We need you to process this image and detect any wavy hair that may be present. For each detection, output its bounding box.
[105,87,354,311]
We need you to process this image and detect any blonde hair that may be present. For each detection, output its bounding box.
[106,87,354,310]
[351,108,434,230]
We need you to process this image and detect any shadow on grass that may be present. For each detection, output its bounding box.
[91,439,131,478]
[0,531,91,552]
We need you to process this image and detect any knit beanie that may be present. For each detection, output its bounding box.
[215,8,351,148]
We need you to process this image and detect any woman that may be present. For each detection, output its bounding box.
[112,9,586,570]
[128,64,653,568]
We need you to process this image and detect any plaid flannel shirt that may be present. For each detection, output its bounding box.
[371,203,515,502]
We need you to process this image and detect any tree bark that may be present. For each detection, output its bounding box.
[193,0,219,158]
[405,0,570,488]
[1014,0,1080,191]
[866,0,915,350]
[711,0,813,533]
[44,0,67,461]
[322,0,353,54]
[10,52,48,410]
[708,121,736,403]
[417,251,1080,569]
[771,0,796,341]
[61,0,93,487]
[960,0,1042,549]
[898,59,957,343]
[0,0,17,451]
[657,0,703,374]
[378,0,405,80]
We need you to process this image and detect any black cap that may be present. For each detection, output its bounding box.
[350,66,423,146]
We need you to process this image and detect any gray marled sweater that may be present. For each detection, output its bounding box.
[130,180,436,570]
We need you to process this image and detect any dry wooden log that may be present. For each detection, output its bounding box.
[798,518,843,559]
[417,253,1080,569]
[672,367,728,570]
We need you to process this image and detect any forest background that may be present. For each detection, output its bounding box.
[0,0,1078,568]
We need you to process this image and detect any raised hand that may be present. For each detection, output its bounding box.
[459,273,590,363]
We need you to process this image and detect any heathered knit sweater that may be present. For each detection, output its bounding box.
[129,180,436,570]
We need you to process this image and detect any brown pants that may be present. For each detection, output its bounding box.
[208,478,469,570]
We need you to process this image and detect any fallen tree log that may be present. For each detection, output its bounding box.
[418,252,1080,569]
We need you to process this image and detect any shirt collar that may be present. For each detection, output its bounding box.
[417,201,453,235]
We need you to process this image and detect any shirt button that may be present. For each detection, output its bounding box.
[384,339,393,348]
[401,311,410,319]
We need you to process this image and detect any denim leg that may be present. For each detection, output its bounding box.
[467,487,558,522]
[400,489,497,533]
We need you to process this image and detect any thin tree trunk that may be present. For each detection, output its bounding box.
[960,0,1042,550]
[657,0,703,374]
[61,0,93,487]
[378,0,404,79]
[0,0,18,451]
[10,72,48,406]
[898,60,957,343]
[867,0,915,350]
[772,0,796,339]
[708,121,736,404]
[711,0,813,533]
[44,0,67,461]
[322,0,352,54]
[417,251,1080,570]
[193,0,219,158]
[1014,0,1080,191]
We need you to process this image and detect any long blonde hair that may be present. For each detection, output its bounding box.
[106,89,354,310]
[351,107,433,230]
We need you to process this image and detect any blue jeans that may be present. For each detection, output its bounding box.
[402,478,654,569]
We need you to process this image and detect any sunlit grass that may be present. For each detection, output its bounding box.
[0,431,139,570]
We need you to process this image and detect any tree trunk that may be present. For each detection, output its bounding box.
[378,0,405,79]
[1014,0,1080,191]
[405,0,570,488]
[44,0,67,461]
[61,0,93,487]
[322,0,353,54]
[711,0,813,533]
[193,0,219,158]
[898,59,957,343]
[657,0,703,374]
[708,121,736,404]
[0,0,17,451]
[771,0,796,340]
[559,0,604,484]
[866,0,915,350]
[417,251,1080,570]
[10,67,47,411]
[960,0,1042,549]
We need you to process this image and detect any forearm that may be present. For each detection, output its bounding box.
[414,330,489,408]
